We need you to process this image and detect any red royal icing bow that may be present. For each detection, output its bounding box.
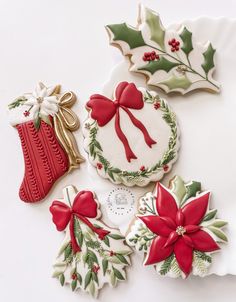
[50,190,110,253]
[87,82,156,162]
[138,183,220,277]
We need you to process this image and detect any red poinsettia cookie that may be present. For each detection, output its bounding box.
[8,83,84,202]
[50,185,132,298]
[126,176,227,278]
[83,81,179,186]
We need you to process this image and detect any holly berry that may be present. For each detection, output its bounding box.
[168,38,180,52]
[154,102,160,110]
[163,164,169,172]
[140,165,145,172]
[142,51,160,61]
[97,163,103,170]
[92,265,100,274]
[23,110,30,117]
[109,250,116,256]
[71,273,77,280]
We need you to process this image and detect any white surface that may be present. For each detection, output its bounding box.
[0,0,236,302]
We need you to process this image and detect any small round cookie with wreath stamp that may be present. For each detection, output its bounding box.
[83,81,180,186]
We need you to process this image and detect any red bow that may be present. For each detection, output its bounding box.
[87,82,156,162]
[50,190,110,253]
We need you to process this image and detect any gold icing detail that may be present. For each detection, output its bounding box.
[53,91,84,171]
[176,226,186,236]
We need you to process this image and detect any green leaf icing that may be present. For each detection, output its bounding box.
[107,23,145,49]
[201,43,216,75]
[181,180,201,205]
[170,175,186,203]
[145,7,165,49]
[159,75,192,90]
[179,27,193,56]
[139,57,180,74]
[208,226,228,242]
[202,209,217,222]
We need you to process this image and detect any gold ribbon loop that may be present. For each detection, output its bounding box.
[53,91,84,171]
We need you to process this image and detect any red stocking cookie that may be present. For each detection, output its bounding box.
[8,83,84,202]
[50,186,132,298]
[126,176,227,278]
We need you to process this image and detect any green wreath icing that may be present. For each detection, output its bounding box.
[85,91,178,185]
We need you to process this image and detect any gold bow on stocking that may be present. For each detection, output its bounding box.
[53,91,84,171]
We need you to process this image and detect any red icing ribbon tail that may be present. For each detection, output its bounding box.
[122,106,157,148]
[69,216,81,253]
[76,215,110,240]
[115,110,137,162]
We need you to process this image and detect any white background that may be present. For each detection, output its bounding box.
[1,0,236,302]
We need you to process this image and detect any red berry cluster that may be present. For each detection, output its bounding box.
[23,110,30,117]
[154,102,160,110]
[92,265,100,274]
[168,38,180,52]
[71,273,77,280]
[163,164,169,172]
[97,163,103,170]
[109,250,116,256]
[143,51,160,61]
[139,165,145,172]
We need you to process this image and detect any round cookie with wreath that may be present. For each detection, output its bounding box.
[83,81,179,186]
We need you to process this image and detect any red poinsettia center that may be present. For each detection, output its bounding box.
[176,225,186,236]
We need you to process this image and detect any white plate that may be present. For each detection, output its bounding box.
[101,17,236,276]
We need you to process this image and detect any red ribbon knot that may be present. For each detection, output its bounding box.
[87,81,157,162]
[50,190,110,253]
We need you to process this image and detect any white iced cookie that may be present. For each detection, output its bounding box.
[106,6,220,94]
[50,186,132,298]
[83,81,180,186]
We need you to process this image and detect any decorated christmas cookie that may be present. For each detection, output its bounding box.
[126,176,227,278]
[8,83,84,203]
[50,186,132,298]
[83,81,179,186]
[106,6,220,94]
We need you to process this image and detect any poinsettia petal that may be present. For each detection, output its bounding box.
[49,200,71,231]
[188,230,220,252]
[165,231,178,247]
[185,225,201,233]
[144,236,173,265]
[176,209,184,226]
[138,215,173,237]
[155,183,178,220]
[182,192,210,225]
[174,237,193,277]
[182,235,194,247]
[72,191,98,218]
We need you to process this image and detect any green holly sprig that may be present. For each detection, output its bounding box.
[87,92,178,184]
[106,6,219,93]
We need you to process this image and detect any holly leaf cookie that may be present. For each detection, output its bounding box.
[83,81,180,186]
[126,176,227,278]
[8,82,84,202]
[106,6,220,94]
[50,186,132,298]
